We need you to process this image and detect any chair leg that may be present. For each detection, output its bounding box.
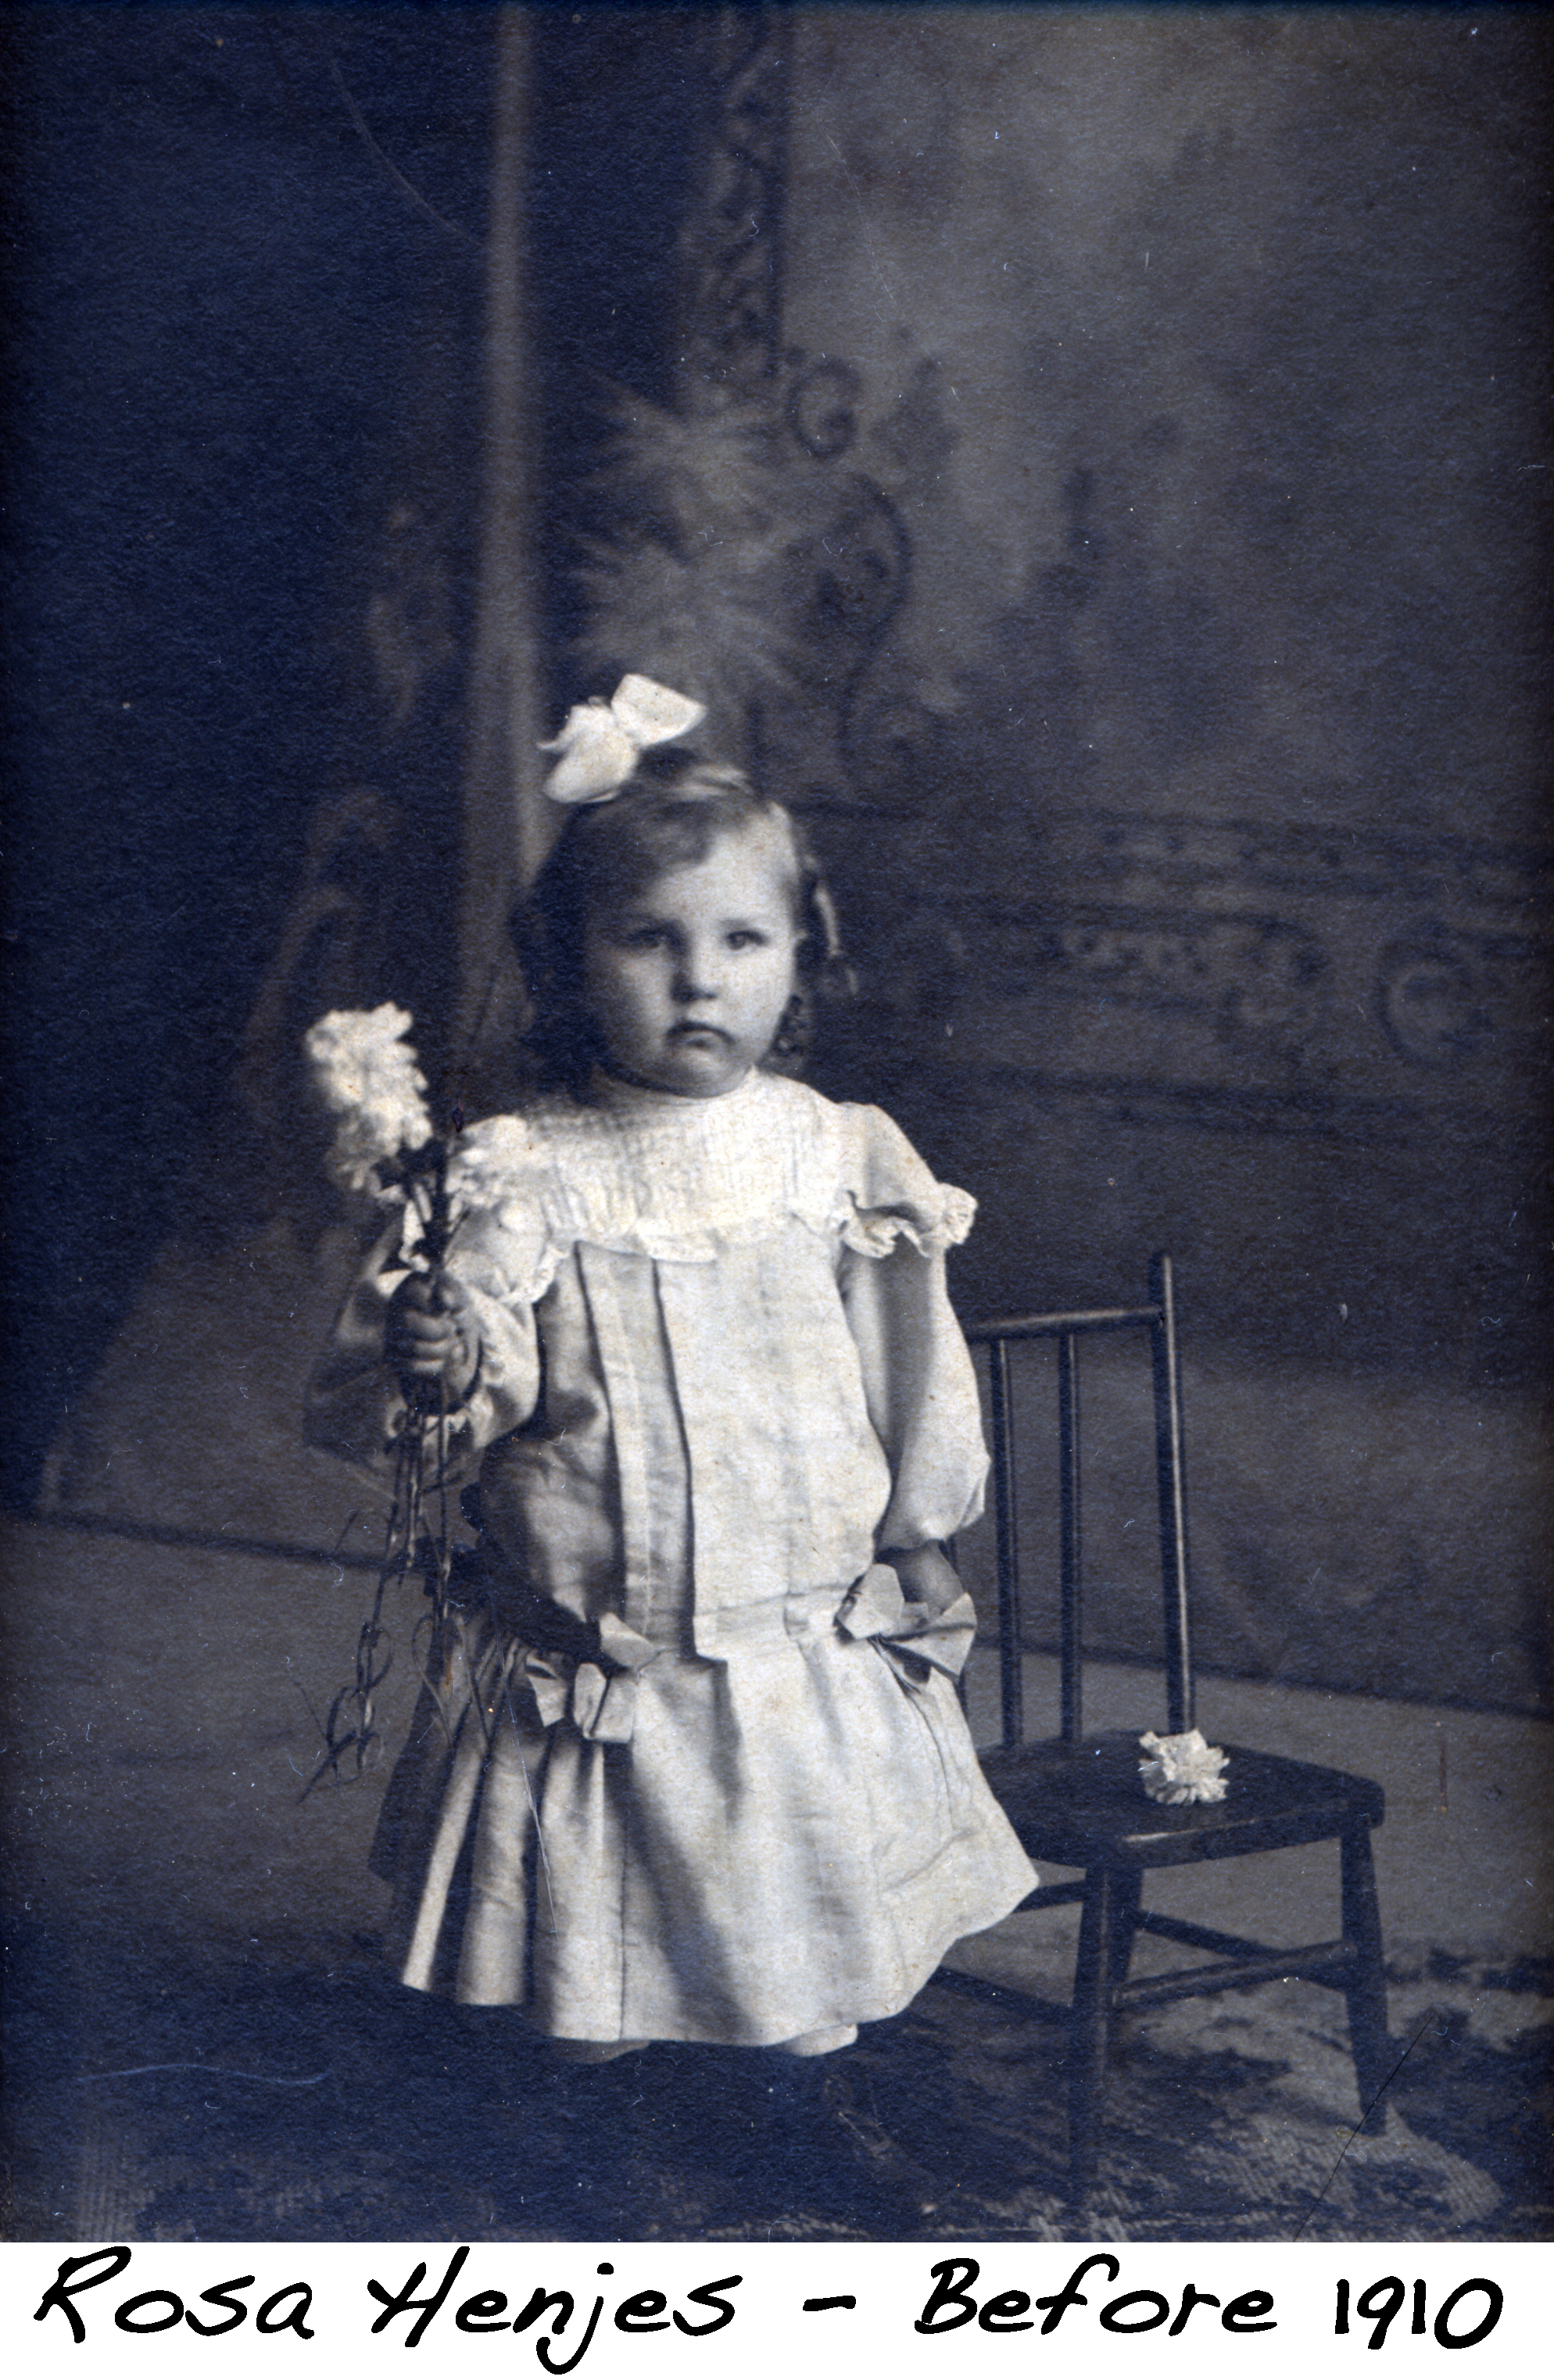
[1067,1865,1122,2200]
[1108,1868,1141,1990]
[1341,1820,1391,2133]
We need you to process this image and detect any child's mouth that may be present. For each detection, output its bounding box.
[668,1023,730,1046]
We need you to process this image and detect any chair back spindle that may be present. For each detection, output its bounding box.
[1057,1331,1083,1745]
[1149,1252,1194,1735]
[986,1336,1023,1748]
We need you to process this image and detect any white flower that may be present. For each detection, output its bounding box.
[442,1129,517,1213]
[304,1004,433,1194]
[1138,1727,1229,1806]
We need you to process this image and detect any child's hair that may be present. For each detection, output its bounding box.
[511,746,850,1097]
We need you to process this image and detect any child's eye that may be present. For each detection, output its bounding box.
[726,929,768,950]
[621,926,669,950]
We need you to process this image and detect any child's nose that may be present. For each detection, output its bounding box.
[673,943,722,1000]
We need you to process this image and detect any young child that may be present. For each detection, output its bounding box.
[307,678,1036,2079]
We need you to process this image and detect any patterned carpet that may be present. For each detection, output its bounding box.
[9,1935,1549,2244]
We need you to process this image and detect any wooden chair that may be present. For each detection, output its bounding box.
[944,1254,1391,2202]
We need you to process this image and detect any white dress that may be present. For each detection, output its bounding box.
[308,1068,1036,2047]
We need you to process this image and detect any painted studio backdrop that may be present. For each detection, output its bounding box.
[4,4,1550,2242]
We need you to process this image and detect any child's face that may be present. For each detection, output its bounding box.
[582,818,802,1097]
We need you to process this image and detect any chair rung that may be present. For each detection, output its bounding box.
[1114,1939,1355,2010]
[1135,1911,1280,1962]
[965,1305,1159,1344]
[1021,1882,1087,1911]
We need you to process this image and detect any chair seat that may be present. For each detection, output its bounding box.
[979,1728,1384,1870]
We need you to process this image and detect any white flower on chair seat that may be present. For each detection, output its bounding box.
[1138,1727,1230,1805]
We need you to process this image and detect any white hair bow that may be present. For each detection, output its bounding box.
[539,673,707,805]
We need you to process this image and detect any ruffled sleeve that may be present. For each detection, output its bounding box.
[303,1118,557,1479]
[835,1102,978,1259]
[835,1105,988,1548]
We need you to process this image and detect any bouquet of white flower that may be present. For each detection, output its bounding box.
[303,1001,461,1278]
[303,1002,434,1192]
[300,1004,467,1795]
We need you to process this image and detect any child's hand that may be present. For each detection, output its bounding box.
[883,1543,965,1617]
[386,1272,478,1406]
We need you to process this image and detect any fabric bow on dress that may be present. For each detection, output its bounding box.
[836,1562,978,1687]
[516,1610,664,1745]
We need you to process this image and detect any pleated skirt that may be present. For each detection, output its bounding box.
[370,1600,1037,2049]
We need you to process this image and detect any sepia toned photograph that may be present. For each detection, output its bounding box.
[3,2,1550,2249]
